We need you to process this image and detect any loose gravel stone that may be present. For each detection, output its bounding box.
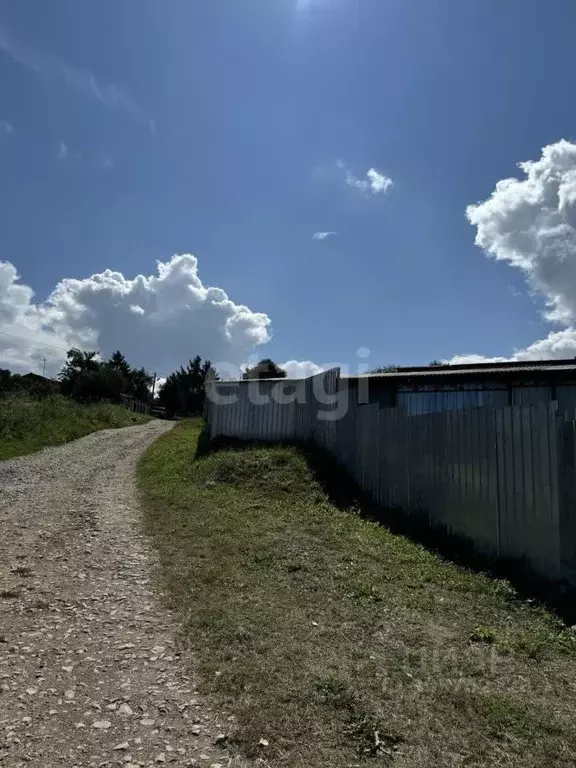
[0,422,247,768]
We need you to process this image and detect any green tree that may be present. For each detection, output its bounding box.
[157,356,217,417]
[128,367,154,403]
[107,350,131,377]
[242,358,287,380]
[59,349,102,400]
[59,347,154,404]
[106,351,154,403]
[61,348,100,376]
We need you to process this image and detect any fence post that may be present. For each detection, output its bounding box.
[493,408,501,558]
[204,368,213,418]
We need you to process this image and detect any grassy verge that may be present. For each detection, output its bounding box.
[138,420,576,767]
[0,394,151,460]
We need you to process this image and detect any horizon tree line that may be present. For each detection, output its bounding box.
[1,350,290,418]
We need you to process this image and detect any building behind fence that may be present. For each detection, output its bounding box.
[347,358,576,414]
[206,368,576,585]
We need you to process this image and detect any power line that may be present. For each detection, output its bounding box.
[0,329,158,378]
[0,330,86,354]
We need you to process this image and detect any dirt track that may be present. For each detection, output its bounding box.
[0,421,239,768]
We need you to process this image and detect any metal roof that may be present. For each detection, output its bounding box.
[211,360,576,384]
[211,378,305,384]
[346,360,576,381]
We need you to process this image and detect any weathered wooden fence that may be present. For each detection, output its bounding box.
[206,369,576,584]
[120,393,150,414]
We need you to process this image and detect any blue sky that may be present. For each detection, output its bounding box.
[1,0,576,377]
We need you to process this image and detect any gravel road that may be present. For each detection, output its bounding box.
[0,421,241,768]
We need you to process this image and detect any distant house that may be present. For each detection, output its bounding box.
[20,372,56,386]
[345,359,576,414]
[15,372,60,396]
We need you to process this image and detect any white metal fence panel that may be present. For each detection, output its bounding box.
[312,367,340,452]
[206,368,576,583]
[338,403,563,580]
[207,369,340,444]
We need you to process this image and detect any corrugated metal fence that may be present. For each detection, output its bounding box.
[206,369,576,583]
[207,369,340,447]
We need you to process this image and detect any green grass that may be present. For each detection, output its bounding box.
[138,419,576,767]
[0,394,151,460]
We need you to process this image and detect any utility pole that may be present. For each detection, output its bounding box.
[42,357,46,377]
[152,372,157,399]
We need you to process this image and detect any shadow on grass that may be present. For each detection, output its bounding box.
[194,422,253,460]
[194,421,213,459]
[196,425,576,626]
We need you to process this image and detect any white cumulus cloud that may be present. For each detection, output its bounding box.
[281,360,325,378]
[467,139,576,325]
[365,168,392,194]
[456,139,576,363]
[447,354,506,365]
[0,255,271,376]
[312,231,336,240]
[153,376,166,396]
[449,329,576,365]
[338,161,393,196]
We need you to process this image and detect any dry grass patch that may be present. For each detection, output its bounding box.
[138,420,576,767]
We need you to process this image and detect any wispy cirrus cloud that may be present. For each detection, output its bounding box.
[55,140,114,169]
[312,231,336,240]
[55,140,83,164]
[97,155,114,170]
[295,0,333,12]
[0,120,14,134]
[0,25,154,133]
[57,140,68,161]
[338,160,393,196]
